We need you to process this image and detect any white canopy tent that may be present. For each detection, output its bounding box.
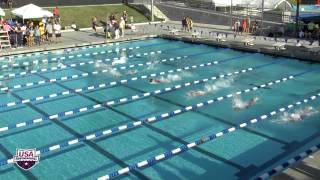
[12,4,53,22]
[0,8,5,17]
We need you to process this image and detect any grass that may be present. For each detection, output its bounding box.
[3,4,149,28]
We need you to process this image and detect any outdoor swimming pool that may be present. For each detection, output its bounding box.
[0,37,319,179]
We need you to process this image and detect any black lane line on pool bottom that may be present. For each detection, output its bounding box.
[35,69,247,171]
[33,73,150,180]
[121,84,290,146]
[238,130,320,180]
[122,84,320,179]
[120,83,297,174]
[0,84,38,179]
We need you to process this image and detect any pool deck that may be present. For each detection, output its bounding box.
[0,28,158,57]
[1,21,319,62]
[273,151,320,180]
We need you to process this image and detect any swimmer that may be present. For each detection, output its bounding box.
[233,96,259,112]
[149,78,162,84]
[126,69,138,75]
[111,58,126,66]
[289,106,318,121]
[274,106,320,123]
[199,137,208,144]
[187,90,206,97]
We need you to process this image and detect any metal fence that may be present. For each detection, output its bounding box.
[133,0,297,36]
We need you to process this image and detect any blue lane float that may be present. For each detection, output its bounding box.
[0,53,252,93]
[0,37,156,61]
[0,65,259,133]
[0,70,309,167]
[96,92,320,179]
[0,44,202,81]
[0,41,172,71]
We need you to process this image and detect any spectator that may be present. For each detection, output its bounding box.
[7,0,12,9]
[119,17,125,37]
[39,22,46,43]
[123,11,128,24]
[307,21,315,39]
[299,30,305,39]
[182,17,187,31]
[92,16,98,33]
[26,24,34,47]
[54,21,61,43]
[46,21,53,43]
[71,22,79,31]
[114,21,120,39]
[53,7,60,22]
[242,19,248,33]
[34,25,40,46]
[15,24,23,47]
[3,21,12,32]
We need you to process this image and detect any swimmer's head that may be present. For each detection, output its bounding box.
[305,106,313,112]
[251,97,259,103]
[149,79,153,82]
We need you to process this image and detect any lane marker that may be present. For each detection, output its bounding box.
[0,43,194,80]
[0,41,169,71]
[97,92,320,179]
[0,37,156,61]
[0,72,306,168]
[0,53,249,93]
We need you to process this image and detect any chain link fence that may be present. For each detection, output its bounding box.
[132,0,297,36]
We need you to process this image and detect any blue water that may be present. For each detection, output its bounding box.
[0,38,319,180]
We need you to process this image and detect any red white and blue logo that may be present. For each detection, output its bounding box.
[13,149,40,170]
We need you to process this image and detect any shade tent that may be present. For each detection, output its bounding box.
[0,8,5,17]
[12,4,53,20]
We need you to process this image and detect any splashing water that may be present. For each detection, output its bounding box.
[94,62,122,77]
[159,72,192,83]
[204,77,234,93]
[273,106,319,123]
[232,95,259,111]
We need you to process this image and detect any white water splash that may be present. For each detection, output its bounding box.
[273,106,319,123]
[232,95,259,111]
[150,72,192,84]
[186,77,234,97]
[204,77,234,93]
[94,62,122,77]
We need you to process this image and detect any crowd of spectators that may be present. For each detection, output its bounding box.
[233,18,259,35]
[96,11,133,39]
[181,17,194,31]
[298,21,320,40]
[0,7,62,48]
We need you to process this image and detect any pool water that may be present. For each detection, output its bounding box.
[0,38,319,180]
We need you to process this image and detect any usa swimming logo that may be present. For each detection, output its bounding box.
[13,149,40,170]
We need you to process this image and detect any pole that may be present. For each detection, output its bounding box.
[151,0,154,22]
[260,0,264,35]
[230,0,233,30]
[295,0,300,37]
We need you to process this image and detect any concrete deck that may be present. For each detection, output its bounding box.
[273,152,320,180]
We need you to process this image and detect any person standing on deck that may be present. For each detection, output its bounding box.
[119,17,125,37]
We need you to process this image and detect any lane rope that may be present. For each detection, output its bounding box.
[97,92,320,179]
[0,66,309,167]
[0,44,195,80]
[0,53,252,93]
[0,64,261,134]
[0,41,169,70]
[0,37,156,60]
